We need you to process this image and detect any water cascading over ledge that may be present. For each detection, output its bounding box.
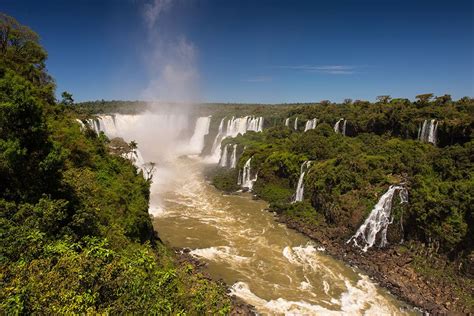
[304,118,318,132]
[209,116,264,162]
[238,157,258,190]
[293,161,312,202]
[188,116,212,154]
[218,143,238,168]
[334,118,347,135]
[418,119,438,145]
[347,185,408,252]
[219,144,230,167]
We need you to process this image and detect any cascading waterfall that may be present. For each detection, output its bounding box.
[240,157,258,190]
[418,119,438,145]
[347,185,408,252]
[284,118,290,127]
[304,118,318,132]
[334,118,346,135]
[294,117,299,130]
[85,113,196,162]
[226,116,264,137]
[219,144,230,167]
[230,144,238,168]
[209,116,264,163]
[86,117,102,134]
[210,118,226,158]
[75,119,86,130]
[188,116,212,154]
[294,161,311,202]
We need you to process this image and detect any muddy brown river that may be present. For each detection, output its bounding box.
[151,158,415,315]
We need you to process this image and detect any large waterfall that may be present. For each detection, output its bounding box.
[347,185,408,252]
[188,116,212,154]
[304,118,318,132]
[208,116,264,163]
[418,119,438,145]
[294,161,311,202]
[226,116,264,137]
[284,118,290,127]
[240,157,258,190]
[334,118,347,135]
[294,117,299,130]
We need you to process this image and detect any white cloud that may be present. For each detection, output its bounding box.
[277,65,362,75]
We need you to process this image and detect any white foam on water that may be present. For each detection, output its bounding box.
[231,281,338,315]
[190,246,250,265]
[323,280,331,295]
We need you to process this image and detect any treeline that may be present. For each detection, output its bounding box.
[0,13,231,313]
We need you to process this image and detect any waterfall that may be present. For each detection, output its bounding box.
[188,116,212,154]
[293,161,311,202]
[418,119,438,145]
[237,169,242,185]
[86,117,103,134]
[75,119,86,130]
[347,185,408,252]
[334,118,346,135]
[230,144,238,168]
[208,116,264,163]
[223,116,264,137]
[210,117,226,159]
[85,113,194,162]
[219,144,230,167]
[241,157,258,190]
[247,116,264,132]
[304,118,318,132]
[285,118,290,127]
[294,117,298,130]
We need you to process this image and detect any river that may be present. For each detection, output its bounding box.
[151,158,414,315]
[92,113,414,315]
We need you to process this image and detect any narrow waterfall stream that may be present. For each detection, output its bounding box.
[152,159,414,315]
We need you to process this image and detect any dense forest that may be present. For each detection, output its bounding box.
[207,98,473,310]
[0,14,232,313]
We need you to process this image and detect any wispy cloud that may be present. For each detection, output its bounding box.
[242,76,273,82]
[276,65,362,75]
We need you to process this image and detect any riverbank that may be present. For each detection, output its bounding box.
[276,213,474,314]
[173,247,257,315]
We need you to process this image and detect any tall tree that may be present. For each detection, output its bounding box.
[376,95,391,103]
[415,93,434,105]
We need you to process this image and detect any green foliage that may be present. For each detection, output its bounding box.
[0,13,231,314]
[211,168,240,193]
[211,105,473,258]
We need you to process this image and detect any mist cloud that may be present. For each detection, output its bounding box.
[140,0,200,104]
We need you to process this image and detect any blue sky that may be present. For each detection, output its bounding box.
[3,0,473,103]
